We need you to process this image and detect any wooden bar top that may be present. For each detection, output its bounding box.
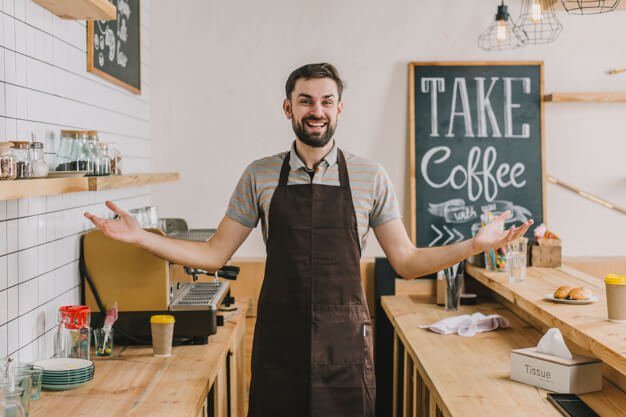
[382,295,626,417]
[30,305,244,417]
[466,264,626,376]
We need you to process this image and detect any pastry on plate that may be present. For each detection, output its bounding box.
[553,286,571,299]
[567,287,592,301]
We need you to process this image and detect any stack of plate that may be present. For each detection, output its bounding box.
[32,358,95,391]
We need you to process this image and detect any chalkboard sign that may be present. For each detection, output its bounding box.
[87,0,141,94]
[409,62,544,247]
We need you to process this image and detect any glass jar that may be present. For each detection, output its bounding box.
[29,142,49,178]
[108,142,122,175]
[0,142,17,180]
[97,142,112,176]
[10,141,32,179]
[87,130,110,176]
[55,130,94,173]
[54,306,91,360]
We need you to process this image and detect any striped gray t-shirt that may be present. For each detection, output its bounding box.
[225,141,401,251]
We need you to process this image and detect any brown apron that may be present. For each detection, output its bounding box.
[247,149,375,417]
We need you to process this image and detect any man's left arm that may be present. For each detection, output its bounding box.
[374,212,532,280]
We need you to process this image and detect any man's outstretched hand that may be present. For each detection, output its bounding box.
[473,210,533,253]
[84,200,144,244]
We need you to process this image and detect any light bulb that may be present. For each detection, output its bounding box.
[496,20,507,41]
[531,0,543,21]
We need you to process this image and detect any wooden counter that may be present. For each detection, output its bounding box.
[382,295,626,417]
[465,265,626,378]
[30,304,246,417]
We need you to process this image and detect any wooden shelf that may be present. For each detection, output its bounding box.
[33,0,116,20]
[544,92,626,102]
[87,172,180,191]
[0,173,179,200]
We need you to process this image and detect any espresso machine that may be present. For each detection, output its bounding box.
[80,219,239,345]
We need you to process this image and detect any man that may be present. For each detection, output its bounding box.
[85,63,532,417]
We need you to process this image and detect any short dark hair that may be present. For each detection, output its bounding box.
[285,63,344,100]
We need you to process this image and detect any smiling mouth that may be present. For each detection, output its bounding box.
[304,120,327,129]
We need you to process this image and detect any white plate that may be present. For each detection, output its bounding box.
[46,170,89,178]
[544,293,598,305]
[32,358,94,371]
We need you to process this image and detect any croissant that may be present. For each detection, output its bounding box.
[553,286,571,300]
[568,287,592,301]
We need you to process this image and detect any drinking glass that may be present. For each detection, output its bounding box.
[15,365,43,401]
[93,327,114,357]
[1,386,25,417]
[506,237,528,283]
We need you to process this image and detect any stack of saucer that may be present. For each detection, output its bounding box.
[32,358,95,391]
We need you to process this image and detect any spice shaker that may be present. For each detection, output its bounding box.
[10,141,32,179]
[29,141,49,178]
[0,142,17,180]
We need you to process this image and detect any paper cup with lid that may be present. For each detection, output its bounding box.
[150,315,175,357]
[604,274,626,323]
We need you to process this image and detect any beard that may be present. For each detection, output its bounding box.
[292,116,336,148]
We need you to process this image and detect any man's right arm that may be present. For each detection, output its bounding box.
[84,201,252,272]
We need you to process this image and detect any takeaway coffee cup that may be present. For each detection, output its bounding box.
[150,315,175,357]
[604,274,626,323]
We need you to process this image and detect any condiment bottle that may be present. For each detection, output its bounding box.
[29,141,49,178]
[9,141,32,179]
[0,142,17,180]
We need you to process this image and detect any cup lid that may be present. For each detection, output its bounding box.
[605,274,626,285]
[151,315,175,324]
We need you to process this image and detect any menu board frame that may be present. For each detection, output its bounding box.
[409,61,546,246]
[86,0,141,94]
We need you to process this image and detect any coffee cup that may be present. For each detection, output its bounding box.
[604,274,626,323]
[150,315,175,357]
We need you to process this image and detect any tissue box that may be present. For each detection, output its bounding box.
[510,348,602,394]
[530,238,561,267]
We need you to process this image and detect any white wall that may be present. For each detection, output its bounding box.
[150,0,626,259]
[0,0,152,362]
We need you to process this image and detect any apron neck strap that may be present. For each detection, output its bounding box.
[337,149,349,189]
[278,152,291,186]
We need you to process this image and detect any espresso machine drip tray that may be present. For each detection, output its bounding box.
[170,281,229,311]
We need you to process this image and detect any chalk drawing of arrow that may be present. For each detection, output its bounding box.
[442,225,456,245]
[452,228,464,243]
[429,225,444,247]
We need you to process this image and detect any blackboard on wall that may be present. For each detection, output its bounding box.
[409,62,544,247]
[87,0,141,94]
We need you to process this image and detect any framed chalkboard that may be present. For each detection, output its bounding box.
[87,0,141,94]
[409,62,545,247]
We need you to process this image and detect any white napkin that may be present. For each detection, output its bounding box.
[419,312,510,337]
[535,328,573,360]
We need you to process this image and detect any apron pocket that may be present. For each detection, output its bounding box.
[311,305,366,366]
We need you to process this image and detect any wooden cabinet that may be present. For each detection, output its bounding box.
[212,311,246,417]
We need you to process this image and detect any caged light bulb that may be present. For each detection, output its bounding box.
[531,0,543,21]
[496,20,507,41]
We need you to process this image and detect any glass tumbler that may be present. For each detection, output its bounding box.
[506,237,528,283]
[93,328,114,357]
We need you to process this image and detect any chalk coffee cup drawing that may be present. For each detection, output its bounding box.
[604,274,626,323]
[150,315,175,357]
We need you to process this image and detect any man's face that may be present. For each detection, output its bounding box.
[283,77,343,148]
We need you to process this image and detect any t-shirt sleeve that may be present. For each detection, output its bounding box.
[225,163,260,228]
[370,164,401,228]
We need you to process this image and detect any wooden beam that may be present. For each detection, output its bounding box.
[544,92,626,102]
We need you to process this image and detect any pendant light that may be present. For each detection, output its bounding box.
[560,0,621,14]
[516,0,563,44]
[478,1,526,51]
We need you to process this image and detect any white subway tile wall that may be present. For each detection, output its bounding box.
[0,1,152,362]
